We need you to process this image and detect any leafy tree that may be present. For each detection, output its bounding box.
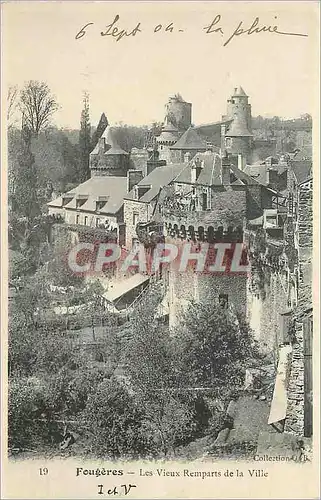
[83,378,149,458]
[78,92,91,182]
[175,301,259,389]
[8,377,48,448]
[11,133,40,220]
[113,124,147,152]
[9,250,33,285]
[124,285,199,456]
[19,81,59,136]
[31,128,80,191]
[65,366,112,415]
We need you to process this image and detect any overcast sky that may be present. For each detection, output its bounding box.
[2,1,319,129]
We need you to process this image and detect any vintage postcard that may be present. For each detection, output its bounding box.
[1,1,320,498]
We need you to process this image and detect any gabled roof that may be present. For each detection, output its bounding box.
[291,160,312,184]
[48,176,128,214]
[173,152,223,186]
[125,163,186,203]
[229,164,263,186]
[170,126,207,150]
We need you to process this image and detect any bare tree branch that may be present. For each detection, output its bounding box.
[7,85,18,124]
[19,81,59,136]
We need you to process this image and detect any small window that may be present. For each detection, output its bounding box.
[133,212,139,226]
[132,237,139,248]
[219,294,228,309]
[76,214,80,225]
[84,216,88,226]
[225,137,232,147]
[96,217,100,227]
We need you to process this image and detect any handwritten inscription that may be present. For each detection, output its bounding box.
[97,484,136,496]
[75,14,308,46]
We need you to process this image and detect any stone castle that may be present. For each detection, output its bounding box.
[48,86,313,445]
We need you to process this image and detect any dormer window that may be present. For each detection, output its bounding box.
[96,195,109,212]
[135,185,151,200]
[76,194,88,209]
[62,193,75,207]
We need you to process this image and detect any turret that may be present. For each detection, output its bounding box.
[164,93,192,132]
[89,125,129,177]
[226,86,252,133]
[224,87,253,164]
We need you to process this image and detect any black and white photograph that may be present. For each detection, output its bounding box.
[1,2,319,499]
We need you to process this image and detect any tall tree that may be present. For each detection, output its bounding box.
[78,92,91,182]
[19,81,59,136]
[11,117,40,220]
[7,85,19,126]
[91,112,109,148]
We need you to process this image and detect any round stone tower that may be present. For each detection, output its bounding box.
[164,94,192,132]
[224,87,253,165]
[226,86,252,132]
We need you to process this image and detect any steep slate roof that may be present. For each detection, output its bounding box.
[49,177,128,214]
[90,126,128,155]
[125,163,186,203]
[290,160,312,184]
[157,123,181,143]
[173,152,222,186]
[194,119,232,132]
[105,146,129,156]
[229,164,263,186]
[170,126,207,150]
[243,161,287,186]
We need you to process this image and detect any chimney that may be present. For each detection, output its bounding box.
[221,156,231,185]
[191,166,196,184]
[266,168,271,185]
[184,151,191,163]
[237,154,245,171]
[221,124,226,153]
[127,170,143,193]
[191,157,203,183]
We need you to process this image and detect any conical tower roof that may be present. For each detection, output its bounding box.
[226,114,252,137]
[157,122,180,144]
[90,125,129,155]
[232,86,248,97]
[170,126,207,150]
[100,125,118,148]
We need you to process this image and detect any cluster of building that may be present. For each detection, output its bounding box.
[48,87,313,442]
